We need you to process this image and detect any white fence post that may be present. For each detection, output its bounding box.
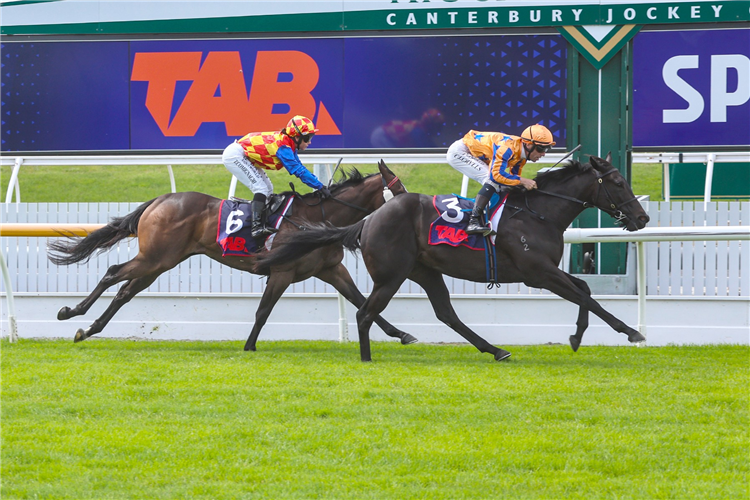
[4,157,23,206]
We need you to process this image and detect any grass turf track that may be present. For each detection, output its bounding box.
[2,339,747,499]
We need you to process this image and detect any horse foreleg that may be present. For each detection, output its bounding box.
[75,273,160,342]
[244,271,293,352]
[315,263,418,345]
[409,265,511,361]
[58,263,128,320]
[565,273,591,352]
[532,267,645,348]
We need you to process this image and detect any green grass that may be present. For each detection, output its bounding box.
[0,162,665,203]
[2,340,748,499]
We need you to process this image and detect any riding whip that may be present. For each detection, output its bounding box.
[327,157,344,188]
[549,144,582,169]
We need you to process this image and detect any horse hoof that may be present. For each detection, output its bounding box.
[400,333,418,345]
[569,335,581,352]
[73,329,87,343]
[628,331,646,343]
[57,306,71,321]
[494,350,511,362]
[243,343,256,352]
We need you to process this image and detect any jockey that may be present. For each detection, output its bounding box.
[222,115,331,239]
[446,124,555,236]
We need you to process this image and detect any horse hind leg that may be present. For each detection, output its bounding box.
[244,271,294,352]
[315,263,417,345]
[57,263,129,320]
[75,272,160,342]
[409,264,511,361]
[355,280,405,362]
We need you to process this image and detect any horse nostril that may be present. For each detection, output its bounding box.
[640,215,650,223]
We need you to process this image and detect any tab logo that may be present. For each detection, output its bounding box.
[131,50,342,136]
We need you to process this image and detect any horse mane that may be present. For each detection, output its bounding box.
[278,168,373,199]
[533,159,592,190]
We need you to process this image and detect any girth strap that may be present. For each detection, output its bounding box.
[481,212,500,288]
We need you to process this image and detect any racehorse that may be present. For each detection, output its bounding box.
[255,155,651,361]
[48,160,417,350]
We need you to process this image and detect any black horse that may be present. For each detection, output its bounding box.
[255,155,650,361]
[48,161,417,350]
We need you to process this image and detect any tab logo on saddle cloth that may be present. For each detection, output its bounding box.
[216,197,293,257]
[428,194,507,250]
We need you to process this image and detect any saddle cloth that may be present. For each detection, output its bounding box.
[428,193,508,250]
[217,195,294,256]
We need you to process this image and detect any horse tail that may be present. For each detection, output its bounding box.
[48,198,158,266]
[254,219,366,274]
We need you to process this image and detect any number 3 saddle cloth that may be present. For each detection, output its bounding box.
[428,193,509,250]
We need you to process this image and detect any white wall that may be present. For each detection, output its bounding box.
[9,292,748,346]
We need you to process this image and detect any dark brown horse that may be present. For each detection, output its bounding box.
[255,155,651,361]
[48,161,416,350]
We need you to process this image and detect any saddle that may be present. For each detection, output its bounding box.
[428,193,508,250]
[429,193,510,287]
[218,194,294,256]
[229,193,286,215]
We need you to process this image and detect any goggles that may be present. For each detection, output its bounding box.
[533,144,551,153]
[301,134,314,143]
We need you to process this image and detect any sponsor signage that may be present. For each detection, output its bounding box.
[1,1,748,35]
[2,28,747,153]
[357,1,748,30]
[633,28,750,148]
[1,35,568,152]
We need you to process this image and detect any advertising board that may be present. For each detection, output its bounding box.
[2,1,747,35]
[633,28,750,149]
[2,28,747,153]
[1,35,567,152]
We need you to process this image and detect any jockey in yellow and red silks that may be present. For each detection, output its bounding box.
[447,124,555,236]
[221,115,329,239]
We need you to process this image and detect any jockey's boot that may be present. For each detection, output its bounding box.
[466,193,496,236]
[250,197,277,240]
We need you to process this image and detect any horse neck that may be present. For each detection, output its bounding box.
[531,175,596,230]
[298,176,381,226]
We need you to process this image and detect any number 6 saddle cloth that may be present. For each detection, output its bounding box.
[216,195,294,257]
[428,193,509,250]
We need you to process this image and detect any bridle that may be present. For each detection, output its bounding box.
[532,167,639,223]
[381,174,401,202]
[282,173,403,228]
[326,173,402,212]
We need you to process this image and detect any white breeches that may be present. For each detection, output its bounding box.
[446,139,490,185]
[222,142,274,197]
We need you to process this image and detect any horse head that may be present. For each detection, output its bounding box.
[300,160,407,227]
[588,154,650,231]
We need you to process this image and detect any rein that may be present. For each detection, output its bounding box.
[279,174,401,228]
[529,167,638,223]
[327,173,401,212]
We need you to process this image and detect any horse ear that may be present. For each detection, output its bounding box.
[605,151,612,163]
[378,159,394,175]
